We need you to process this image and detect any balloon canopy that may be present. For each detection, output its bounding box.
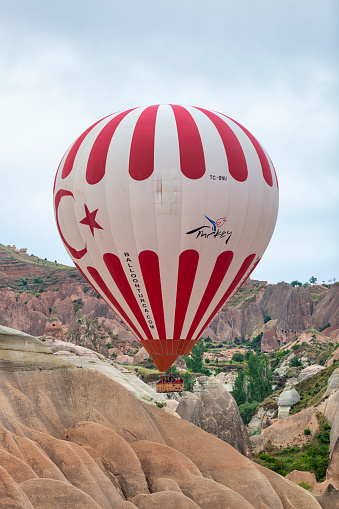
[54,105,279,372]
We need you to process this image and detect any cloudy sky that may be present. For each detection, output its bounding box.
[1,0,338,284]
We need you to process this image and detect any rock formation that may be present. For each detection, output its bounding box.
[277,388,301,418]
[42,336,166,406]
[1,243,338,355]
[176,378,252,458]
[0,326,321,508]
[297,365,326,383]
[323,368,339,398]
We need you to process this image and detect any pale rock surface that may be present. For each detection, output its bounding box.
[116,354,134,364]
[117,328,138,342]
[193,375,209,394]
[201,326,218,342]
[215,370,238,391]
[165,399,179,412]
[0,325,73,371]
[176,391,200,422]
[247,405,277,433]
[297,364,325,383]
[131,491,201,508]
[40,337,166,405]
[323,367,339,398]
[261,322,279,352]
[277,388,300,418]
[319,389,339,456]
[314,484,339,509]
[250,406,319,454]
[21,478,106,509]
[0,327,322,508]
[177,379,251,458]
[286,469,317,488]
[326,347,339,367]
[151,477,182,493]
[132,347,149,364]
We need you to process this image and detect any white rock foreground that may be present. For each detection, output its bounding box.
[0,324,167,405]
[0,325,322,509]
[41,336,167,406]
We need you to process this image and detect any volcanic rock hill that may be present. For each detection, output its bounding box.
[0,327,322,508]
[0,243,338,357]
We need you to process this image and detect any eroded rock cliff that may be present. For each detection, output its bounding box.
[0,327,321,508]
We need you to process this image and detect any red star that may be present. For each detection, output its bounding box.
[80,204,103,236]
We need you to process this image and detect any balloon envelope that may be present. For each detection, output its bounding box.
[54,105,279,371]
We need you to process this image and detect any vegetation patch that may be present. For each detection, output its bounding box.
[290,361,338,415]
[253,413,331,481]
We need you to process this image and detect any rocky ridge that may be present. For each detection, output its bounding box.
[0,243,338,358]
[0,326,322,508]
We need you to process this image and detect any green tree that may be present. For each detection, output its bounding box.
[289,356,302,367]
[184,339,205,373]
[232,370,246,406]
[309,276,317,285]
[247,352,272,403]
[183,372,196,392]
[291,281,302,287]
[232,352,245,363]
[238,401,260,425]
[166,364,178,375]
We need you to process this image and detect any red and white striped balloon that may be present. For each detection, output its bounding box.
[54,105,279,371]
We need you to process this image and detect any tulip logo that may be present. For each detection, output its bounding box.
[186,216,232,244]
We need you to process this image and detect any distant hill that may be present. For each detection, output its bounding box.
[0,242,338,359]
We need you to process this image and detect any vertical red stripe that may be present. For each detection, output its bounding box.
[62,117,108,179]
[171,105,206,179]
[103,253,153,340]
[139,250,166,339]
[187,251,233,339]
[194,107,248,182]
[85,265,142,340]
[195,254,258,340]
[173,250,199,338]
[86,109,135,185]
[220,113,273,187]
[129,105,159,181]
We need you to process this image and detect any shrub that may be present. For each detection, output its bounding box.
[238,401,259,425]
[232,352,245,363]
[315,458,329,480]
[292,344,299,351]
[304,428,311,436]
[290,357,302,367]
[298,481,312,490]
[205,358,210,364]
[317,431,330,443]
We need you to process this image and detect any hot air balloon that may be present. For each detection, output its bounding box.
[54,105,278,373]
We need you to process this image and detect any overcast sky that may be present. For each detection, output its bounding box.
[1,0,338,284]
